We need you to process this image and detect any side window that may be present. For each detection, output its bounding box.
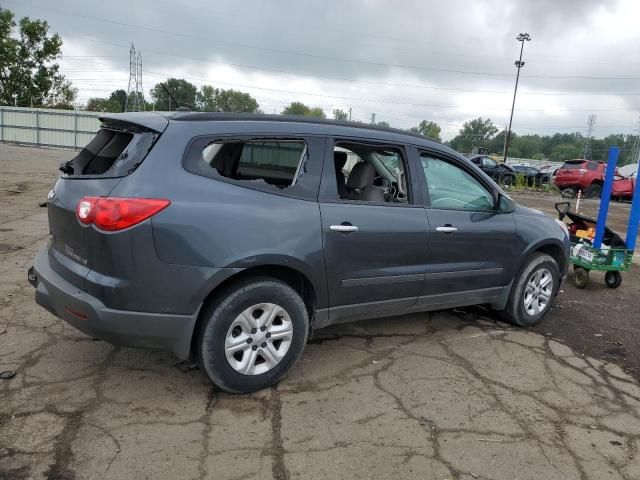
[482,157,498,169]
[185,138,318,198]
[331,142,409,204]
[420,154,495,211]
[587,162,599,171]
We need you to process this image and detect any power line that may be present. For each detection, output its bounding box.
[59,36,640,97]
[12,0,640,82]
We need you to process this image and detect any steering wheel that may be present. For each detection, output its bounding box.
[373,176,393,200]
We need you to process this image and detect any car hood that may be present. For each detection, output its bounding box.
[514,203,553,220]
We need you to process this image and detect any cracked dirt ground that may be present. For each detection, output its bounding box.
[2,144,640,480]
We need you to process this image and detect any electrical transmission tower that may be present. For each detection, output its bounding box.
[629,117,640,166]
[125,43,144,112]
[581,114,596,160]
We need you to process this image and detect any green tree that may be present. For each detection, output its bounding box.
[411,120,441,141]
[196,85,260,112]
[150,78,197,111]
[532,153,545,160]
[449,117,498,153]
[282,101,326,118]
[550,143,581,162]
[85,89,127,112]
[333,108,349,121]
[0,8,76,108]
[376,121,391,128]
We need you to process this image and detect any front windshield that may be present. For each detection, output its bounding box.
[374,151,401,176]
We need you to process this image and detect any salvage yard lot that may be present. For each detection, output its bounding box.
[2,144,640,480]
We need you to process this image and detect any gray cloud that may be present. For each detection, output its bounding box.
[5,0,640,140]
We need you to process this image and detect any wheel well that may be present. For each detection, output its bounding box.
[534,243,567,274]
[189,265,316,357]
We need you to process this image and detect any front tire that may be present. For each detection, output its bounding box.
[500,253,560,327]
[197,278,309,393]
[501,175,514,189]
[573,267,589,289]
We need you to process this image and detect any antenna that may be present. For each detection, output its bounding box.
[160,82,181,110]
[581,114,596,160]
[125,43,144,112]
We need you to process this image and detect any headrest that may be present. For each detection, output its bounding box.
[347,162,376,189]
[334,151,348,170]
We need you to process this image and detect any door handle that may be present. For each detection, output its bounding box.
[330,224,359,233]
[436,225,458,233]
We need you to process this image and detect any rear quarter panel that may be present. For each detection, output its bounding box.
[111,121,328,308]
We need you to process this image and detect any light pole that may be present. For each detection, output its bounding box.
[503,33,531,163]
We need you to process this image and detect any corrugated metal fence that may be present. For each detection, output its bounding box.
[0,106,101,150]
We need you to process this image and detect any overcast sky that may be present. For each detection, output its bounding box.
[5,0,640,140]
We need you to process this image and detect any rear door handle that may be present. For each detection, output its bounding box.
[436,226,458,233]
[330,224,359,233]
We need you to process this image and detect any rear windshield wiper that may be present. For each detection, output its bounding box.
[59,160,75,175]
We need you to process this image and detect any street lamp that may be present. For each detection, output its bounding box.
[503,32,531,163]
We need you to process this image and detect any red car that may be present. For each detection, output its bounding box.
[612,175,636,200]
[554,159,605,198]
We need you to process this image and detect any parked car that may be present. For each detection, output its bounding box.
[468,155,516,187]
[30,113,570,393]
[554,159,606,198]
[512,165,543,186]
[612,174,636,201]
[537,164,561,185]
[618,163,638,179]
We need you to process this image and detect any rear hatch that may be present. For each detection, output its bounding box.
[47,114,167,290]
[555,160,587,183]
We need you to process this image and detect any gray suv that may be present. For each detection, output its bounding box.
[30,112,570,393]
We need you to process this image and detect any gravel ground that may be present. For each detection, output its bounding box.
[2,144,640,480]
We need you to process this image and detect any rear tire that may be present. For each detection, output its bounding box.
[197,278,309,393]
[499,253,559,327]
[604,271,622,289]
[586,183,602,199]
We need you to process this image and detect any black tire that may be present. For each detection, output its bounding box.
[501,175,514,189]
[197,278,309,393]
[561,188,576,199]
[604,271,622,289]
[573,267,589,289]
[585,183,602,199]
[499,253,560,327]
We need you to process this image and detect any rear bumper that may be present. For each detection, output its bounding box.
[31,247,197,359]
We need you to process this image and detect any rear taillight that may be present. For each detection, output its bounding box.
[76,197,170,231]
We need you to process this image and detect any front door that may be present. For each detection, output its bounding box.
[319,140,429,323]
[417,152,517,307]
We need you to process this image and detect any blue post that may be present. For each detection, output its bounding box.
[625,166,640,250]
[592,147,619,249]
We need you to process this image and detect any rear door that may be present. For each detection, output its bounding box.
[416,151,517,307]
[318,139,429,323]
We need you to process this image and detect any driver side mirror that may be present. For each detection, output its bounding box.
[497,193,516,213]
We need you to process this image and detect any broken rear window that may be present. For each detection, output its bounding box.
[184,138,318,198]
[60,127,157,178]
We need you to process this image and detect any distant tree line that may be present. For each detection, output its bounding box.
[447,117,639,164]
